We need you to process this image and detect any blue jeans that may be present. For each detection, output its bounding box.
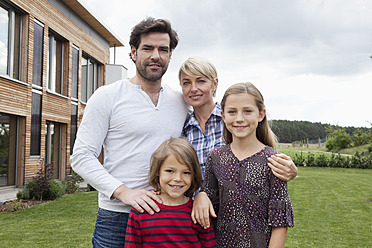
[92,208,129,248]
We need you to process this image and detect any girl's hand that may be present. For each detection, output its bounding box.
[268,227,287,248]
[268,153,298,182]
[191,192,216,229]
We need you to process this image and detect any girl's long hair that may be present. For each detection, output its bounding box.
[220,82,278,149]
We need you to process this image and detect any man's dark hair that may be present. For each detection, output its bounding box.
[129,17,179,60]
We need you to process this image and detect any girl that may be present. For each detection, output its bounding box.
[198,83,294,247]
[125,138,217,248]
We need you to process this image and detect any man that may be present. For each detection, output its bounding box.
[71,17,298,248]
[71,18,189,247]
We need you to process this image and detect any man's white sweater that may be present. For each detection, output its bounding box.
[71,79,189,213]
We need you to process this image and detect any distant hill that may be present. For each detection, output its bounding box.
[270,120,370,143]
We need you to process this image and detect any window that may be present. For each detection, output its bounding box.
[48,31,66,95]
[31,19,44,156]
[30,90,42,156]
[71,47,79,155]
[71,45,79,99]
[0,3,22,80]
[81,54,100,102]
[32,20,43,87]
[70,103,77,155]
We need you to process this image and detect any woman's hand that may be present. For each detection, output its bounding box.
[191,192,216,229]
[268,153,298,182]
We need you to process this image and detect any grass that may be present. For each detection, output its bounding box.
[286,167,372,248]
[0,191,98,247]
[0,167,371,247]
[279,143,371,157]
[279,148,337,161]
[339,143,371,155]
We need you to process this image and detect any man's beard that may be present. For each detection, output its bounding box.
[136,60,168,81]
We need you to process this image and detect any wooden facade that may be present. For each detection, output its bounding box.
[0,0,123,187]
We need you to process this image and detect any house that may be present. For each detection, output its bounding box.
[0,0,124,187]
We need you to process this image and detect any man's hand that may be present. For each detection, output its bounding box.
[112,184,162,215]
[191,192,216,229]
[268,153,298,182]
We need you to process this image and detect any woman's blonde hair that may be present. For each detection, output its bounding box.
[148,138,202,197]
[220,82,278,149]
[178,56,218,97]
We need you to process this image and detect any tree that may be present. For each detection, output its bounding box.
[325,126,352,151]
[353,129,371,146]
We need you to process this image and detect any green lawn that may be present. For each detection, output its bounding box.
[286,167,372,248]
[279,143,371,157]
[0,191,98,247]
[0,167,371,247]
[279,148,337,159]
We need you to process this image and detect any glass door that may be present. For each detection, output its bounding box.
[0,113,17,187]
[45,122,62,179]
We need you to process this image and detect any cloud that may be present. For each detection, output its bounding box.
[81,0,372,127]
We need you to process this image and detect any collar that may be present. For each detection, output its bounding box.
[184,102,222,128]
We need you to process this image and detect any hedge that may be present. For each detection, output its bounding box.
[293,151,372,169]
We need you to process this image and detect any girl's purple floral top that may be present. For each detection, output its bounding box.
[201,145,294,248]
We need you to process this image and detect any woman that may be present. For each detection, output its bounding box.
[179,56,297,227]
[180,56,223,180]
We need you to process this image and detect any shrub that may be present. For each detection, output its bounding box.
[62,180,78,193]
[17,180,36,200]
[63,172,81,193]
[62,170,85,193]
[353,130,371,146]
[329,154,351,168]
[17,179,38,200]
[368,144,372,153]
[326,127,352,152]
[35,164,53,200]
[44,179,64,200]
[9,200,23,212]
[292,152,371,169]
[366,153,372,169]
[17,163,63,201]
[314,154,328,167]
[305,153,316,167]
[293,152,305,166]
[87,184,96,192]
[18,179,63,201]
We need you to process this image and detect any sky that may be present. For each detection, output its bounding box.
[80,0,372,128]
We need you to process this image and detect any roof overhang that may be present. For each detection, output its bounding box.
[61,0,124,47]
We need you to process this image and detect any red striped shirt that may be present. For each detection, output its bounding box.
[125,198,217,248]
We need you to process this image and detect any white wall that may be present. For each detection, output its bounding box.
[105,64,128,84]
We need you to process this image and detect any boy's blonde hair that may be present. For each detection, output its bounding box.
[178,56,218,97]
[220,82,278,149]
[149,138,202,197]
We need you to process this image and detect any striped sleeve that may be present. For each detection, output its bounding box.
[125,208,143,248]
[197,218,217,248]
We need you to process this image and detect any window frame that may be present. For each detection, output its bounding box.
[32,19,44,87]
[71,45,79,100]
[81,53,101,103]
[30,89,42,156]
[0,2,22,80]
[47,30,67,96]
[30,19,44,157]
